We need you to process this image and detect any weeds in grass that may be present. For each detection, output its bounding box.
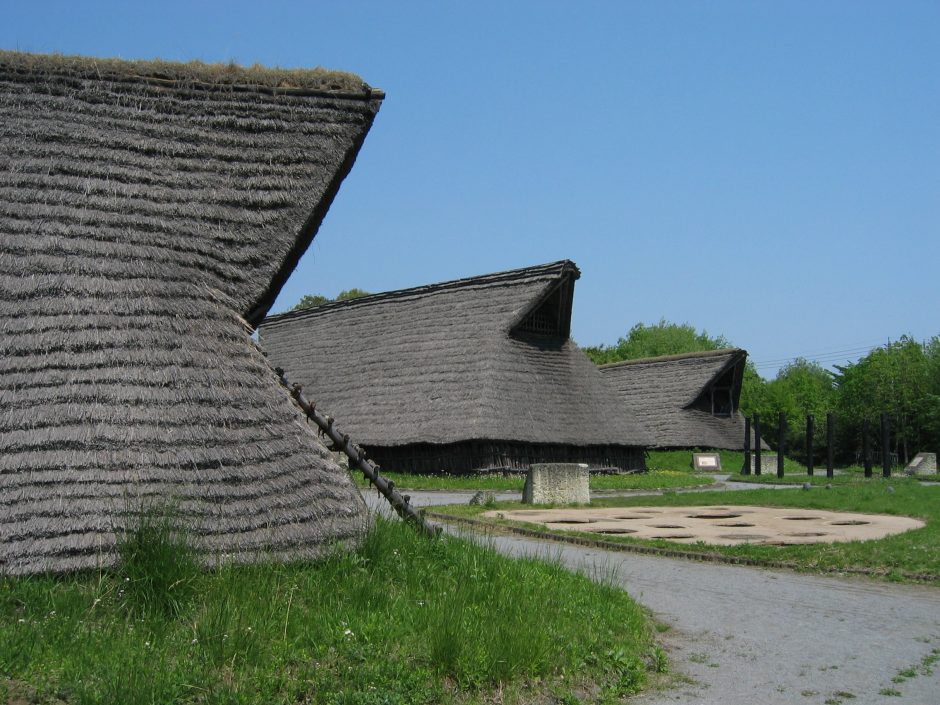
[114,504,200,619]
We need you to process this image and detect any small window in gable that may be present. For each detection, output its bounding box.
[514,277,573,338]
[707,366,738,417]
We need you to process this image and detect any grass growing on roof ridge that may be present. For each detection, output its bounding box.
[440,481,940,584]
[0,50,370,93]
[0,517,659,705]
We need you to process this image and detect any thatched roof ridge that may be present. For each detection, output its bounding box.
[265,260,581,325]
[599,348,746,368]
[1,51,381,575]
[0,50,378,98]
[260,261,650,450]
[599,349,750,450]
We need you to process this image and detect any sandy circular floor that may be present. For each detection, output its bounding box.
[483,505,925,546]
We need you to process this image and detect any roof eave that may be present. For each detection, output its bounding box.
[245,92,384,328]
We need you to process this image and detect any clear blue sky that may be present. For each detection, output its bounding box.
[5,1,938,377]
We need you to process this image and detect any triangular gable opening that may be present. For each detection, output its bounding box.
[512,275,575,339]
[687,355,746,418]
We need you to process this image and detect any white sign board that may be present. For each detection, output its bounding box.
[692,453,722,471]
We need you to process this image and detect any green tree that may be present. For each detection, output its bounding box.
[835,336,933,463]
[336,288,370,301]
[746,359,834,457]
[920,337,940,452]
[737,362,768,420]
[290,288,371,312]
[291,294,330,311]
[582,319,731,365]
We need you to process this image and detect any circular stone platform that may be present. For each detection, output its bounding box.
[483,505,925,546]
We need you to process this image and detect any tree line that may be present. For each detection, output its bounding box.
[584,321,940,465]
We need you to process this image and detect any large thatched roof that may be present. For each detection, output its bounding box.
[259,261,650,452]
[0,51,383,575]
[599,349,751,450]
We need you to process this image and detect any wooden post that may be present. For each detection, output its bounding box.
[863,418,872,478]
[743,417,752,475]
[806,415,814,476]
[274,368,439,537]
[826,412,834,479]
[777,412,786,478]
[881,412,891,477]
[754,414,762,476]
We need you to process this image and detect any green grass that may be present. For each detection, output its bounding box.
[353,468,714,492]
[440,481,940,583]
[646,449,805,475]
[0,518,659,705]
[729,464,939,485]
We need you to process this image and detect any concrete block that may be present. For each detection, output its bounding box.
[745,455,777,475]
[522,463,590,505]
[904,452,937,476]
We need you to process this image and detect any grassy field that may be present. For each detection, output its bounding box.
[730,463,940,485]
[645,449,806,475]
[0,517,661,705]
[438,481,940,583]
[352,468,714,492]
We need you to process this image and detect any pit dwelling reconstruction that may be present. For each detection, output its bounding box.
[486,506,926,546]
[260,261,652,474]
[0,51,383,575]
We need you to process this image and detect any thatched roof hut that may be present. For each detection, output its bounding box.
[0,51,383,575]
[599,349,752,450]
[259,261,650,473]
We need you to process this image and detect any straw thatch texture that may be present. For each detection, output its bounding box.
[260,261,650,473]
[0,51,383,575]
[599,349,755,450]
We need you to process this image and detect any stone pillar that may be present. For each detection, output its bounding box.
[522,463,590,504]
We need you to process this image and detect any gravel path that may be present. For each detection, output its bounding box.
[365,486,940,704]
[471,530,940,705]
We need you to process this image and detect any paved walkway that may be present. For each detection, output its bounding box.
[473,530,940,705]
[365,486,940,704]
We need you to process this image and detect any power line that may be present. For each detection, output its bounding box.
[752,340,888,372]
[752,339,886,367]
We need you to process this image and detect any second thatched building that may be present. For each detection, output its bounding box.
[598,349,751,450]
[260,261,650,473]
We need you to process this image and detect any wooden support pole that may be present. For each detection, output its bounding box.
[777,412,786,479]
[881,412,891,478]
[806,415,814,477]
[754,414,762,476]
[276,368,439,537]
[826,412,835,479]
[863,419,872,478]
[743,416,752,475]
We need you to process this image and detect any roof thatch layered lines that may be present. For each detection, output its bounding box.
[1,51,382,575]
[599,349,751,450]
[260,261,650,452]
[0,51,382,326]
